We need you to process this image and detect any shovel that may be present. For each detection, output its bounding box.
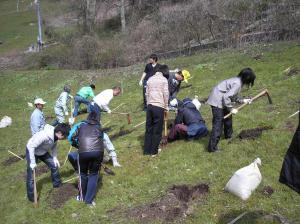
[33,168,38,208]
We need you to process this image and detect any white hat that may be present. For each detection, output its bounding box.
[34,98,46,105]
[192,96,201,111]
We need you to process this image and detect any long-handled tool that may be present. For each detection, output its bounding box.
[63,146,72,166]
[33,168,38,208]
[224,89,273,119]
[288,110,299,118]
[111,112,131,124]
[7,150,24,160]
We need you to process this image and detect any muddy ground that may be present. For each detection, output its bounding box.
[238,126,273,140]
[48,183,78,209]
[109,183,209,223]
[2,154,25,166]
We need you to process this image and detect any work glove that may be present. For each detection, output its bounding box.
[112,157,121,167]
[243,98,252,104]
[139,80,143,87]
[69,117,75,125]
[69,94,74,99]
[30,163,37,170]
[107,109,112,114]
[231,108,238,114]
[170,98,178,107]
[65,111,69,116]
[53,157,60,168]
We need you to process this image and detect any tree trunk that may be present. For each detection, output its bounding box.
[120,0,126,32]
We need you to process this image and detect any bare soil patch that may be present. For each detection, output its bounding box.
[2,154,25,166]
[111,183,209,223]
[238,126,273,140]
[261,186,274,197]
[110,129,134,140]
[48,183,78,209]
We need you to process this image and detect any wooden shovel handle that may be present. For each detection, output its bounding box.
[224,89,268,119]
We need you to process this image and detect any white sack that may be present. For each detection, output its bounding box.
[225,158,262,200]
[0,116,12,128]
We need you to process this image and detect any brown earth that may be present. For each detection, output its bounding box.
[238,126,273,140]
[261,186,274,197]
[109,183,209,223]
[2,154,25,166]
[48,183,78,209]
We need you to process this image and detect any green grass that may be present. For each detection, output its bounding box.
[0,41,299,223]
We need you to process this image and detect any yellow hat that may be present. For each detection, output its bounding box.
[182,70,191,83]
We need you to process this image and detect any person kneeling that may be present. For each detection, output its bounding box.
[167,97,208,142]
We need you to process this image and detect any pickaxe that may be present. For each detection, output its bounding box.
[224,89,273,119]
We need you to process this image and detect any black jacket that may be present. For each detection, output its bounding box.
[78,118,104,153]
[175,100,205,126]
[168,73,181,99]
[279,106,300,194]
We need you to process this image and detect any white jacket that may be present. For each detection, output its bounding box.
[93,89,114,112]
[26,124,57,164]
[55,91,70,113]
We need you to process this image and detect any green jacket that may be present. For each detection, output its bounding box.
[77,86,95,99]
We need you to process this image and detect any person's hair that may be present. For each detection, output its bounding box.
[112,86,121,92]
[54,123,71,137]
[63,85,71,93]
[90,84,96,89]
[237,68,256,87]
[158,64,169,78]
[177,71,184,79]
[149,54,158,62]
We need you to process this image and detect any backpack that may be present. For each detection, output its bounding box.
[67,121,85,148]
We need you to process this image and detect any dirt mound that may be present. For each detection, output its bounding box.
[110,129,134,140]
[123,183,209,223]
[261,186,274,197]
[2,154,25,166]
[48,183,78,209]
[238,126,273,140]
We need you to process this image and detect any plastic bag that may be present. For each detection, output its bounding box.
[225,158,262,200]
[0,116,12,128]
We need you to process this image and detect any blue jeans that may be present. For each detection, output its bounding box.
[26,149,61,202]
[78,151,103,204]
[68,151,78,171]
[73,95,91,117]
[89,102,101,121]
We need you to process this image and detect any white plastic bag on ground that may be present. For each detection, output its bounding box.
[225,158,262,200]
[0,116,12,128]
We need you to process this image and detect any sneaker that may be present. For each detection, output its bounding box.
[76,195,82,201]
[87,201,96,208]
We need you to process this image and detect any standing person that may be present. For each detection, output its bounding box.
[67,121,121,169]
[52,85,73,126]
[139,54,160,111]
[279,105,300,194]
[77,112,104,206]
[91,86,121,119]
[26,123,70,202]
[73,84,95,117]
[144,65,169,156]
[30,98,46,135]
[168,70,184,110]
[167,97,208,142]
[207,68,256,152]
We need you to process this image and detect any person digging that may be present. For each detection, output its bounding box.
[73,84,96,117]
[25,123,70,202]
[167,97,208,142]
[206,67,256,152]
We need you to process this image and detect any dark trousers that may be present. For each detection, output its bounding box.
[78,151,103,204]
[167,124,188,142]
[208,106,232,152]
[143,80,147,110]
[26,149,61,202]
[89,102,101,121]
[144,104,165,155]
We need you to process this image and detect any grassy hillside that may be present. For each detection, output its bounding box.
[0,41,299,223]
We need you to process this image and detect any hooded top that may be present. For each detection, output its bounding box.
[78,112,104,153]
[175,98,205,126]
